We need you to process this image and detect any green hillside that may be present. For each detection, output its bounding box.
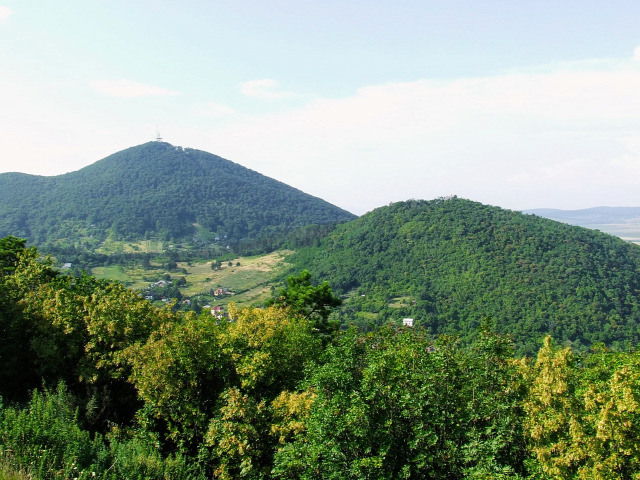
[288,197,640,354]
[0,142,355,248]
[4,236,640,478]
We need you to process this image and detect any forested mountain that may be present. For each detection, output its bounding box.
[0,142,355,246]
[288,197,640,354]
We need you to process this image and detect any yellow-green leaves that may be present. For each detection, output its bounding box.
[270,390,316,445]
[580,365,640,478]
[124,315,230,447]
[522,336,640,479]
[206,387,267,480]
[123,303,322,477]
[522,336,581,477]
[219,304,322,393]
[203,305,321,477]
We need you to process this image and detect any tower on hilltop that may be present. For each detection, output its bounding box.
[155,125,163,142]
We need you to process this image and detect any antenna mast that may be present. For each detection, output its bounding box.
[155,125,163,142]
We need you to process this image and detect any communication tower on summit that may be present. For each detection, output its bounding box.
[155,125,163,142]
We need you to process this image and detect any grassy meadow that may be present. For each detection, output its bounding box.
[91,250,291,309]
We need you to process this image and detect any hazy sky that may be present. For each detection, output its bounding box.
[2,1,640,215]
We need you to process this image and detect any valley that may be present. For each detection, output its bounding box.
[4,143,640,478]
[4,2,640,476]
[589,223,640,244]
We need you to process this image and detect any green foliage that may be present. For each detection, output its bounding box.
[122,303,323,477]
[101,436,204,480]
[203,305,323,478]
[288,197,640,353]
[6,234,640,479]
[0,243,59,400]
[0,142,355,247]
[0,236,28,276]
[0,464,29,480]
[219,304,323,394]
[522,337,640,479]
[0,241,178,430]
[267,270,342,338]
[0,384,205,479]
[274,325,527,479]
[124,314,233,450]
[0,383,107,479]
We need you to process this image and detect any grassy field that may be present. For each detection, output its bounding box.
[387,296,415,308]
[91,250,292,309]
[92,265,135,282]
[0,463,28,480]
[91,265,151,290]
[94,239,164,254]
[177,250,292,307]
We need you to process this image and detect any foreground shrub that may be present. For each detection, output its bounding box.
[0,384,206,479]
[0,383,107,479]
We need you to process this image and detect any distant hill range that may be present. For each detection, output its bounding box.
[524,206,640,225]
[524,207,640,244]
[289,198,640,354]
[0,142,356,247]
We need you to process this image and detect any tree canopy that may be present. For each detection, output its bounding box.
[0,235,28,275]
[0,142,355,247]
[287,197,640,354]
[267,270,341,338]
[4,224,640,478]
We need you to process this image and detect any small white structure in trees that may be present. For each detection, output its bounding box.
[402,318,414,327]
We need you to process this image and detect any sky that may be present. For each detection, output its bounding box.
[2,1,640,215]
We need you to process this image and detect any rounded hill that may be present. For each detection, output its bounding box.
[0,142,356,245]
[289,197,640,353]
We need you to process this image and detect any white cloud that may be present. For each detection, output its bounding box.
[239,79,299,100]
[612,137,640,174]
[91,80,181,98]
[0,5,12,22]
[193,102,236,117]
[198,60,640,213]
[6,56,640,214]
[0,78,176,176]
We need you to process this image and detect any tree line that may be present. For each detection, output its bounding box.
[2,236,640,479]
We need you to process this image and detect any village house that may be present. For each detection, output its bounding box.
[213,287,232,296]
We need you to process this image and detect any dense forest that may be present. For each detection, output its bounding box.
[287,197,640,355]
[0,142,355,248]
[2,236,640,479]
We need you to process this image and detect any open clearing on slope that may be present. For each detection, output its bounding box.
[178,251,292,307]
[92,250,292,308]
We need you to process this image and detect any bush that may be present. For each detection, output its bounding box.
[0,384,207,480]
[0,383,108,479]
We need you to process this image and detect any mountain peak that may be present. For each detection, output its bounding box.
[0,143,356,246]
